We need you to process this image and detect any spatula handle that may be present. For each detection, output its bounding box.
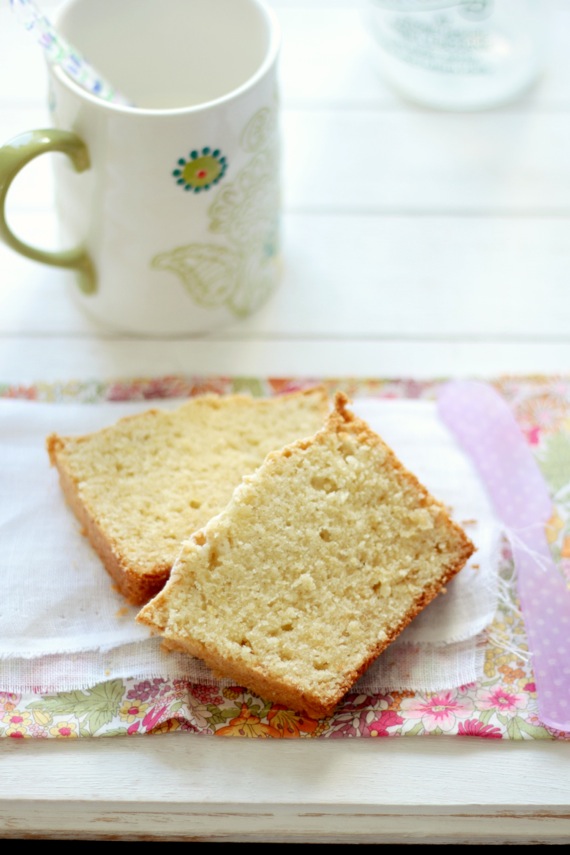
[438,380,570,733]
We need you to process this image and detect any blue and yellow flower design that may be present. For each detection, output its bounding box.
[173,147,227,192]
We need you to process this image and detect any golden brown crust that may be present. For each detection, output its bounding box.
[46,433,64,466]
[138,623,340,719]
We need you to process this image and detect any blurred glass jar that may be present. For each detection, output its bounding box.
[364,0,545,110]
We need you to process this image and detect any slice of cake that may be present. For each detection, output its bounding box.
[137,392,475,719]
[47,386,329,605]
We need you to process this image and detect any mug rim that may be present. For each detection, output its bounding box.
[52,0,281,116]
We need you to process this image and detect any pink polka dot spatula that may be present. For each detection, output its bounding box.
[438,379,570,734]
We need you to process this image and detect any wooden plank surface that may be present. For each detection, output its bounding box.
[2,736,570,842]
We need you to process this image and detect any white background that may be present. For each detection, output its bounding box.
[1,0,569,382]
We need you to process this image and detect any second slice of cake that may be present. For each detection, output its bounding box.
[137,393,475,719]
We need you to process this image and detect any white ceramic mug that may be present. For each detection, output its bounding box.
[0,0,281,334]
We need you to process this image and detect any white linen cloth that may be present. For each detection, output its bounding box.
[0,397,501,694]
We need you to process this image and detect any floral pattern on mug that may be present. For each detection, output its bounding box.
[172,147,228,192]
[152,103,280,318]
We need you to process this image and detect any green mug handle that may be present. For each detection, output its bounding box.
[0,128,96,295]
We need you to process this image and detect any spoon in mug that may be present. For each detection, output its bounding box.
[10,0,133,106]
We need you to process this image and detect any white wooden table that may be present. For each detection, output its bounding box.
[1,0,570,843]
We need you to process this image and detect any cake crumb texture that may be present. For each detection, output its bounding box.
[46,386,330,605]
[137,392,475,719]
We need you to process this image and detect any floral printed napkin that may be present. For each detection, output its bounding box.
[1,374,569,741]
